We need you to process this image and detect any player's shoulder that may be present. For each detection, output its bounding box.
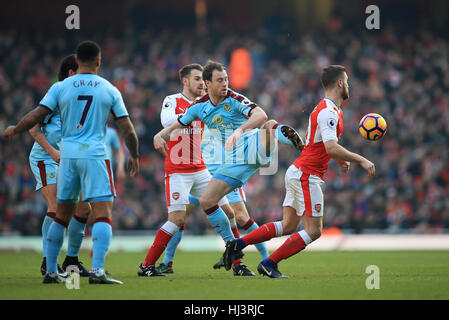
[190,94,209,107]
[162,92,194,110]
[48,80,63,91]
[226,88,243,101]
[163,92,184,104]
[102,76,118,90]
[226,89,254,106]
[316,99,339,118]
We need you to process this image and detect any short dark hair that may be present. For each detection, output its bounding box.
[58,54,78,81]
[202,60,226,82]
[179,63,203,81]
[320,65,346,89]
[76,40,101,63]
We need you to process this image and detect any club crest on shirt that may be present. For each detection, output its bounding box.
[223,103,231,112]
[212,114,223,125]
[315,204,321,213]
[172,192,180,200]
[49,172,55,179]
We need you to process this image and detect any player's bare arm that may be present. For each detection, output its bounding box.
[29,123,60,163]
[153,120,184,156]
[115,144,126,180]
[116,116,140,176]
[2,105,51,139]
[224,106,268,150]
[324,141,375,177]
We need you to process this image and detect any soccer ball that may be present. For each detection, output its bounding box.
[359,113,387,141]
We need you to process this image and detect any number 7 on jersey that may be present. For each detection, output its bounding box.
[77,95,93,129]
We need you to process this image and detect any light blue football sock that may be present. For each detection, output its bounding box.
[206,207,234,243]
[67,217,86,257]
[188,194,200,206]
[246,221,269,259]
[41,215,54,258]
[92,222,112,270]
[275,125,293,145]
[46,221,66,273]
[162,230,183,265]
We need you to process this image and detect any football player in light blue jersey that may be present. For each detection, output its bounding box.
[28,54,92,278]
[157,125,270,274]
[3,41,140,285]
[154,60,304,271]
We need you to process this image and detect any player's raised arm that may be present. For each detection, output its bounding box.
[2,105,52,139]
[116,116,140,177]
[224,106,268,151]
[324,141,375,177]
[29,123,60,163]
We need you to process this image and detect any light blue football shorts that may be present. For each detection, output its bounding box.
[202,163,247,204]
[213,129,273,189]
[57,158,116,204]
[29,158,58,191]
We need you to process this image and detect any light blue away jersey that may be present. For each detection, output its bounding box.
[39,74,129,159]
[105,127,120,161]
[201,126,225,165]
[178,89,258,145]
[29,103,61,161]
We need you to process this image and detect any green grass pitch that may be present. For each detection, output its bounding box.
[0,250,448,300]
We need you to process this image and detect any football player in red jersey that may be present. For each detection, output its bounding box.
[223,65,375,278]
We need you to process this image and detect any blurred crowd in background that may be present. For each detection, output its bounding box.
[1,17,448,236]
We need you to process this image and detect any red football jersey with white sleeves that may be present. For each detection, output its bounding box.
[294,98,343,179]
[160,93,206,174]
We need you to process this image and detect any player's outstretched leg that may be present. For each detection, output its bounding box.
[242,218,269,260]
[262,120,304,153]
[223,221,283,270]
[223,206,301,270]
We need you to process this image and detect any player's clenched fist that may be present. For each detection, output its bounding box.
[154,134,169,156]
[225,128,242,150]
[2,126,16,139]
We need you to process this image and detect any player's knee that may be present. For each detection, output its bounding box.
[199,197,215,211]
[169,216,185,228]
[262,119,278,130]
[235,215,248,227]
[233,209,249,226]
[77,202,91,218]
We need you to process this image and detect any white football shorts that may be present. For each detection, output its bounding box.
[282,164,325,217]
[164,169,228,213]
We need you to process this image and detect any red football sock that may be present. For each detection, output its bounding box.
[241,222,277,245]
[231,226,240,238]
[268,232,306,264]
[233,259,242,268]
[143,228,173,267]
